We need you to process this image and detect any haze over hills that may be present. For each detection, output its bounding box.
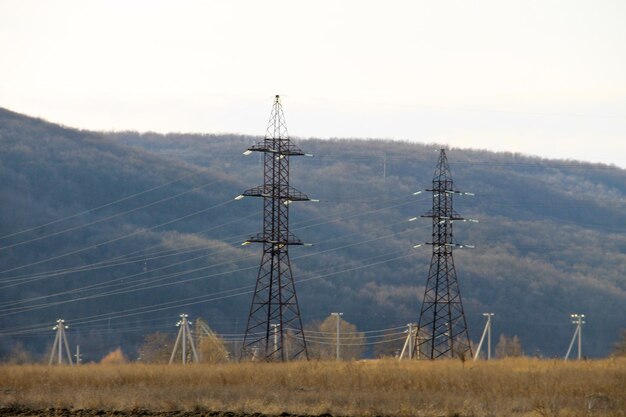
[0,107,625,360]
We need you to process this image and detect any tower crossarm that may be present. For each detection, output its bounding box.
[246,142,307,156]
[425,188,473,194]
[421,213,464,220]
[242,185,310,201]
[245,232,305,246]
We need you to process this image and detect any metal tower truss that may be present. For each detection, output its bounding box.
[239,95,311,361]
[415,149,474,360]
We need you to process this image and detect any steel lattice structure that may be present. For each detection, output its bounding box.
[414,149,473,359]
[240,95,310,361]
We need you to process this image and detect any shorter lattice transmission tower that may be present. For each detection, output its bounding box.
[169,313,199,364]
[48,319,74,366]
[413,149,476,360]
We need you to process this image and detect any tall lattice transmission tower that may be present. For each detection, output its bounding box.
[238,95,312,361]
[414,149,474,359]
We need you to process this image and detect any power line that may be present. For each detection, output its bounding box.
[0,236,414,317]
[0,171,206,242]
[0,198,236,276]
[307,152,625,171]
[0,229,248,290]
[0,205,430,315]
[0,247,420,336]
[0,246,257,312]
[0,203,431,311]
[0,191,425,285]
[0,211,258,285]
[0,179,223,251]
[0,251,259,316]
[302,325,406,335]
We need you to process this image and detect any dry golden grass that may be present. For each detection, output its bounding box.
[0,358,624,416]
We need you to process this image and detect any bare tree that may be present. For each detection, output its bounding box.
[495,334,523,358]
[306,315,365,360]
[4,342,32,364]
[612,329,626,357]
[137,332,174,363]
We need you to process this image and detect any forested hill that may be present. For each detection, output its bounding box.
[1,107,625,360]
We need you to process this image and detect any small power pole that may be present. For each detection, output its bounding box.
[169,313,199,364]
[399,323,418,360]
[564,313,585,360]
[271,324,280,354]
[48,319,73,366]
[75,345,82,365]
[331,312,343,360]
[473,313,494,361]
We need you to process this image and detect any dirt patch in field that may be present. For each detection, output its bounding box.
[0,408,337,417]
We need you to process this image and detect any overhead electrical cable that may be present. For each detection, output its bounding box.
[0,192,426,287]
[0,248,420,335]
[0,245,257,309]
[0,171,206,242]
[0,179,224,251]
[0,222,252,287]
[0,211,258,285]
[0,220,429,315]
[0,198,237,276]
[0,251,259,315]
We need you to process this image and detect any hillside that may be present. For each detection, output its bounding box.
[1,107,625,360]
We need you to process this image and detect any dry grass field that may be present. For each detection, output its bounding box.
[0,358,624,417]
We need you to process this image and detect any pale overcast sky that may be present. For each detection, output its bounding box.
[1,1,625,166]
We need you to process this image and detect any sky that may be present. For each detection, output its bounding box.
[1,0,625,167]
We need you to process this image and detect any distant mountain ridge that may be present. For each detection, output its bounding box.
[0,107,624,360]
